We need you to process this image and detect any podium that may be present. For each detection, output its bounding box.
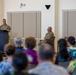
[0,30,9,52]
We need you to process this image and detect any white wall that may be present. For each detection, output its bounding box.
[59,0,76,38]
[4,0,55,39]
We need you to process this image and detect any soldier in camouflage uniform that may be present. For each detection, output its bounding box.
[0,19,11,31]
[44,27,55,45]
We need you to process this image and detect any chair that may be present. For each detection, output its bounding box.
[58,61,71,68]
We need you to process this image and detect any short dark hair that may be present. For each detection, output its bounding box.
[13,52,28,72]
[6,45,15,56]
[38,43,54,60]
[68,36,75,45]
[25,37,36,49]
[58,38,67,51]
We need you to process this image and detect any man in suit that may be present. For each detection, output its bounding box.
[0,19,11,31]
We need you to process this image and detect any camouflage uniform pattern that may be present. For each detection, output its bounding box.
[0,24,11,31]
[44,32,55,44]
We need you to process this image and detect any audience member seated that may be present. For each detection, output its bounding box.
[28,43,69,75]
[56,38,72,68]
[0,45,15,74]
[0,51,3,62]
[24,37,38,69]
[67,36,76,57]
[14,37,24,52]
[4,52,35,75]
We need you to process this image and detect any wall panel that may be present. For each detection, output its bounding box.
[63,10,76,38]
[7,12,12,36]
[68,11,76,37]
[62,11,68,37]
[24,12,37,38]
[7,12,41,38]
[11,13,23,37]
[36,12,41,38]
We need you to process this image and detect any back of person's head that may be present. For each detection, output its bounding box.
[12,52,28,75]
[14,37,23,47]
[68,36,75,45]
[58,38,67,51]
[58,38,69,60]
[25,37,36,49]
[38,43,55,62]
[5,45,15,56]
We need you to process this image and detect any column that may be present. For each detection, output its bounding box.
[55,0,59,52]
[0,0,4,25]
